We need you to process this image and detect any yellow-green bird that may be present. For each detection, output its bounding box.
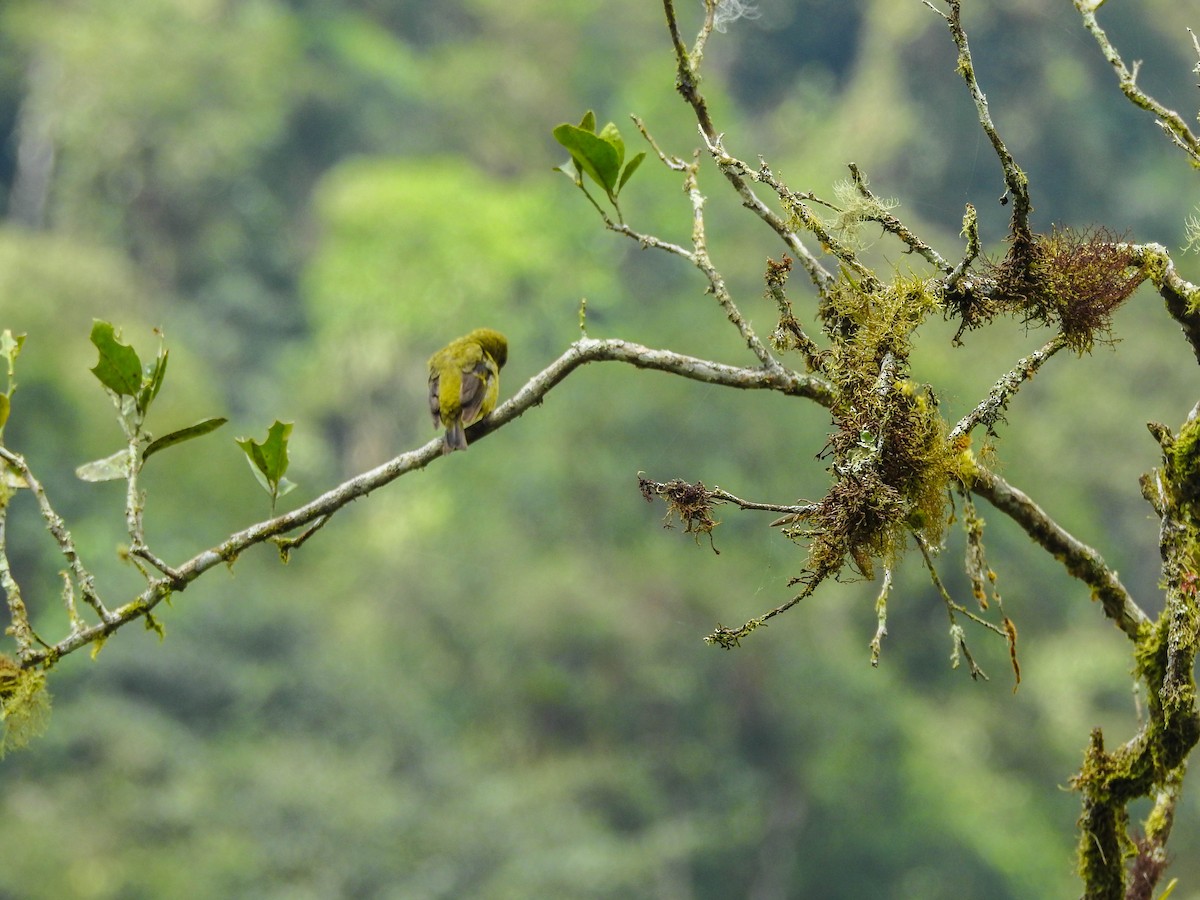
[427,328,508,453]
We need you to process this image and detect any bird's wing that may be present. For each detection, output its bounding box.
[458,357,496,426]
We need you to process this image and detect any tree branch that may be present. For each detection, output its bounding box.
[926,0,1033,240]
[969,465,1150,640]
[950,335,1068,441]
[17,338,833,668]
[1073,1,1200,166]
[661,0,835,294]
[1127,242,1200,365]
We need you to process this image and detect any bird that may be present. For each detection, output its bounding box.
[427,328,508,453]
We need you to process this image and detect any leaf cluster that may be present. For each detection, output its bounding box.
[553,111,646,222]
[77,320,228,481]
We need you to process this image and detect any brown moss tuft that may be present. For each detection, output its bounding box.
[974,226,1147,351]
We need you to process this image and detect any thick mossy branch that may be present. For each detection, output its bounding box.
[798,273,957,577]
[1072,418,1200,896]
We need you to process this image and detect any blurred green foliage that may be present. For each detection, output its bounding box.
[0,0,1198,897]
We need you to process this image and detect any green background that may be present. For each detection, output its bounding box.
[0,0,1198,896]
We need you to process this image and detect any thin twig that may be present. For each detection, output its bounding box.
[0,447,110,623]
[661,0,836,295]
[950,335,1069,441]
[703,133,876,288]
[1074,2,1200,165]
[926,0,1033,240]
[869,567,892,666]
[848,163,952,274]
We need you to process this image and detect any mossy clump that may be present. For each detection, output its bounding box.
[782,272,957,579]
[638,475,721,553]
[0,655,51,756]
[1163,416,1200,514]
[955,226,1147,351]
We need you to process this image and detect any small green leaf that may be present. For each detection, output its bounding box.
[143,416,229,462]
[137,347,169,414]
[0,394,8,434]
[76,449,132,482]
[236,420,294,504]
[598,121,625,168]
[553,159,582,187]
[89,320,143,398]
[617,150,646,194]
[0,330,25,377]
[578,110,596,133]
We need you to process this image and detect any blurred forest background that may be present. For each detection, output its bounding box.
[0,0,1198,897]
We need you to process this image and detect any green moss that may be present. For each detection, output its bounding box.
[1164,417,1200,512]
[786,272,957,578]
[0,656,51,757]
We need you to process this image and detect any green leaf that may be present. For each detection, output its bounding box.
[598,121,625,168]
[0,394,8,434]
[236,420,294,502]
[0,330,25,378]
[618,150,647,194]
[553,159,582,187]
[137,347,169,414]
[89,320,143,398]
[552,123,621,198]
[76,449,132,482]
[143,416,229,462]
[578,109,596,133]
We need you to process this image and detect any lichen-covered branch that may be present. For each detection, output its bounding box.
[925,0,1032,240]
[0,447,110,625]
[949,335,1068,441]
[1128,241,1200,365]
[847,163,952,274]
[701,135,878,288]
[1073,1,1200,166]
[969,465,1149,640]
[661,0,835,294]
